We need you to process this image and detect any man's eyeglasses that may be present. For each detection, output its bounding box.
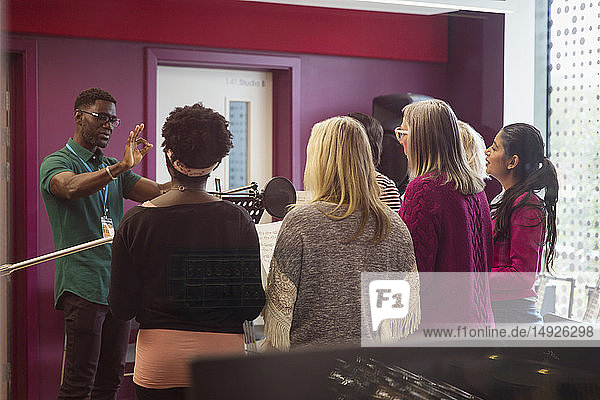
[77,109,121,128]
[394,127,409,142]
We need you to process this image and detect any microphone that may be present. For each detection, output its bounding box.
[209,177,296,222]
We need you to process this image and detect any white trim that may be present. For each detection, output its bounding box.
[503,0,536,125]
[241,0,514,15]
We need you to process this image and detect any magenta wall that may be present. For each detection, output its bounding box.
[299,53,447,169]
[7,32,460,399]
[7,0,448,63]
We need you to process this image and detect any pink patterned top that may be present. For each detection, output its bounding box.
[399,172,494,327]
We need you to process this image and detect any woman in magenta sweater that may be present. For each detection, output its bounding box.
[398,99,494,328]
[484,123,558,324]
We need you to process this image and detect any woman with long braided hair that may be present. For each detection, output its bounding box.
[485,123,559,324]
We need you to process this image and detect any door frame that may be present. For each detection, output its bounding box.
[4,37,39,400]
[145,47,301,185]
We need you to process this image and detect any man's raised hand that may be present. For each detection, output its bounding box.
[122,123,153,170]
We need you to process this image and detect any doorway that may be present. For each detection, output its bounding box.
[3,38,40,400]
[144,48,302,188]
[156,66,273,192]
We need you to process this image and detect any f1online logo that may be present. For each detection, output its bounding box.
[369,280,410,332]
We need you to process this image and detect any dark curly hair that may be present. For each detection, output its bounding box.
[74,88,116,110]
[161,103,233,181]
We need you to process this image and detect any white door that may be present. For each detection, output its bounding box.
[156,66,273,193]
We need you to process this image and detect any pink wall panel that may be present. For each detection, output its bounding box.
[7,0,447,62]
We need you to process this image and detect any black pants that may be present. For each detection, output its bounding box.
[134,384,188,400]
[58,292,131,400]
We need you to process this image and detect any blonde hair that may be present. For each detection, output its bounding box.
[457,120,489,181]
[304,116,390,243]
[402,99,485,195]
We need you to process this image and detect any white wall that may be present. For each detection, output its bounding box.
[503,0,537,125]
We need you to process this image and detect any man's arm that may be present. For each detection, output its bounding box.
[125,178,172,202]
[50,124,153,200]
[49,162,131,200]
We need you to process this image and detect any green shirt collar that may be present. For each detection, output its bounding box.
[67,137,105,163]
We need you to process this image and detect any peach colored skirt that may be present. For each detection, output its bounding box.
[133,329,244,389]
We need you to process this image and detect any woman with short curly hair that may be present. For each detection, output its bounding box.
[109,103,265,400]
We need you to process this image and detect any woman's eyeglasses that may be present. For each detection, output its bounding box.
[394,127,409,142]
[77,109,121,128]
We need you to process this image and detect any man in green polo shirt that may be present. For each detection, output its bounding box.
[40,88,170,400]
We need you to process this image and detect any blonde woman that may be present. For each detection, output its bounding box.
[262,116,420,350]
[457,120,489,181]
[397,100,494,328]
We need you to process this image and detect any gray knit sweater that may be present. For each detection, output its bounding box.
[263,201,418,349]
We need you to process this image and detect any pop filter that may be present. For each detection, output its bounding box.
[262,177,296,219]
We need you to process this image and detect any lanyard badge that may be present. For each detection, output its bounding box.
[101,214,114,238]
[99,189,111,237]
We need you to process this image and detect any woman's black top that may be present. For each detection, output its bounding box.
[109,201,265,333]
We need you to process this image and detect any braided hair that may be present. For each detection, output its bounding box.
[490,123,559,271]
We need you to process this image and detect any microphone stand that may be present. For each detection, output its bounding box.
[208,182,260,197]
